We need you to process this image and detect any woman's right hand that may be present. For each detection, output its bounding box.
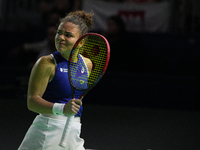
[63,99,82,116]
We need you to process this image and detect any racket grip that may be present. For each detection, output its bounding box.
[59,115,74,148]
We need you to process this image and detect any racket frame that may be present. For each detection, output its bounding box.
[69,33,110,99]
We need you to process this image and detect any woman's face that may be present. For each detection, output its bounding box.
[55,22,80,58]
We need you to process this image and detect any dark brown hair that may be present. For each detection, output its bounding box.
[60,11,94,36]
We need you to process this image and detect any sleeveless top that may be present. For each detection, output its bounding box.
[42,51,88,117]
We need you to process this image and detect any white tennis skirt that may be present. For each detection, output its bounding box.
[18,114,85,150]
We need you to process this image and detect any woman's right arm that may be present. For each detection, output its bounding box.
[27,55,55,114]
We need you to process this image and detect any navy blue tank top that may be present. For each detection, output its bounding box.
[42,51,85,117]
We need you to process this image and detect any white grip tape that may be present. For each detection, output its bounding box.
[59,115,74,147]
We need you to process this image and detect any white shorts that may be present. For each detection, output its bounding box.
[18,114,85,150]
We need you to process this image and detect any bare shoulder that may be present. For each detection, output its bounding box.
[82,56,93,73]
[35,55,54,67]
[31,55,55,79]
[82,56,91,63]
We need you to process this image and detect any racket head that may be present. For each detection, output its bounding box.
[68,33,110,96]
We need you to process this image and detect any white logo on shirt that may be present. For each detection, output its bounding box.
[60,68,68,72]
[81,67,84,73]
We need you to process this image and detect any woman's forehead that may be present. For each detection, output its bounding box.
[58,22,79,31]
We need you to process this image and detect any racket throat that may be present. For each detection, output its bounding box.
[71,88,75,99]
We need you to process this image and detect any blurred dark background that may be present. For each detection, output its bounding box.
[1,0,200,149]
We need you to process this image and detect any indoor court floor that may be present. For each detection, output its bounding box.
[1,98,200,150]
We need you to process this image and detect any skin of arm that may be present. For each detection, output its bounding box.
[27,55,55,114]
[27,55,82,115]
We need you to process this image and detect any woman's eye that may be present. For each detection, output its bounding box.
[65,33,71,37]
[57,30,62,35]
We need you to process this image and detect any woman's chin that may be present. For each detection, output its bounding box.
[57,48,71,55]
[57,47,65,53]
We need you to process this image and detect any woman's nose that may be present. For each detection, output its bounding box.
[59,34,65,40]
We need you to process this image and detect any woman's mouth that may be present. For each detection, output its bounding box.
[59,42,66,46]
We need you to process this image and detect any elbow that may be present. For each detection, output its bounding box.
[27,96,36,112]
[27,98,33,111]
[27,101,32,111]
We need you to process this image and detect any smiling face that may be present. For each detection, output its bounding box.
[55,22,81,59]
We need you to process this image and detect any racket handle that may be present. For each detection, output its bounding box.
[59,115,74,148]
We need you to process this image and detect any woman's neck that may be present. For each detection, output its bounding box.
[60,51,70,60]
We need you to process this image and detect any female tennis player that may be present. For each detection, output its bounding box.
[18,10,93,150]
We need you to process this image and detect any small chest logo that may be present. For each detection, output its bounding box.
[81,67,85,73]
[60,68,68,72]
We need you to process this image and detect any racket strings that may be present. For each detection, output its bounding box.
[81,36,107,85]
[70,35,108,90]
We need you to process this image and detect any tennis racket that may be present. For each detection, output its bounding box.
[59,33,110,148]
